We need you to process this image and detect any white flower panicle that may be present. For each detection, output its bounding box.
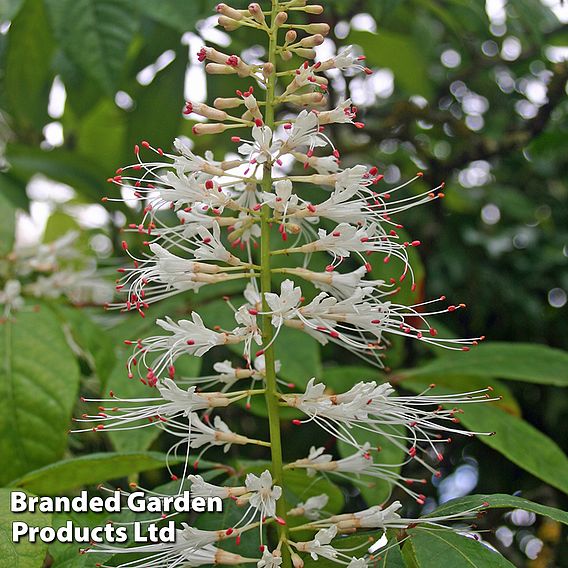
[77,1,497,566]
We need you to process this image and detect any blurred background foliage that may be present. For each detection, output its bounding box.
[1,0,568,567]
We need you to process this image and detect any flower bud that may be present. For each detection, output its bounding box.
[291,553,304,568]
[304,4,324,14]
[305,23,330,35]
[285,30,297,44]
[192,123,227,135]
[299,34,324,48]
[216,3,244,20]
[214,97,243,109]
[274,11,288,26]
[263,62,275,78]
[218,15,242,31]
[248,3,265,23]
[295,47,316,59]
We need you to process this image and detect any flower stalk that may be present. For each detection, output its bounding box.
[259,0,291,560]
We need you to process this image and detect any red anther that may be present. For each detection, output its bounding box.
[307,203,316,213]
[287,383,295,388]
[416,171,424,177]
[168,365,175,378]
[329,330,339,338]
[462,347,470,352]
[333,149,340,158]
[205,179,214,189]
[197,47,207,62]
[183,101,193,115]
[448,305,456,312]
[411,240,421,247]
[231,136,241,143]
[292,419,302,426]
[254,118,263,127]
[437,452,444,462]
[259,545,265,552]
[187,339,195,345]
[248,309,258,315]
[283,122,292,129]
[369,166,378,176]
[409,447,417,457]
[364,67,373,75]
[255,349,264,357]
[236,534,241,545]
[325,265,334,272]
[275,517,286,525]
[121,240,128,250]
[142,140,150,148]
[364,262,372,272]
[354,121,365,129]
[411,283,417,292]
[225,528,234,535]
[383,256,390,264]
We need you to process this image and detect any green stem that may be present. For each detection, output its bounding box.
[260,1,291,562]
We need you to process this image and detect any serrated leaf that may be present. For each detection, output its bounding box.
[408,527,514,567]
[3,0,54,131]
[0,489,51,568]
[9,451,194,495]
[426,493,568,526]
[45,0,138,93]
[0,305,81,485]
[399,342,568,387]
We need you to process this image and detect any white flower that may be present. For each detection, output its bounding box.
[238,125,280,164]
[354,502,403,528]
[245,470,283,518]
[257,549,282,568]
[262,179,300,215]
[173,137,217,174]
[280,110,327,154]
[0,279,25,316]
[297,525,338,560]
[310,223,371,257]
[189,475,247,500]
[189,414,247,452]
[264,279,302,326]
[194,223,241,265]
[290,493,329,520]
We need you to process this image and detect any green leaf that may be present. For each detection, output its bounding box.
[0,189,16,256]
[9,451,192,495]
[77,99,126,171]
[407,527,514,567]
[0,488,51,568]
[3,0,54,132]
[45,0,138,93]
[123,43,187,158]
[51,304,117,386]
[426,493,568,526]
[136,0,201,33]
[399,342,568,387]
[347,30,433,98]
[457,403,568,494]
[0,305,81,485]
[0,172,30,212]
